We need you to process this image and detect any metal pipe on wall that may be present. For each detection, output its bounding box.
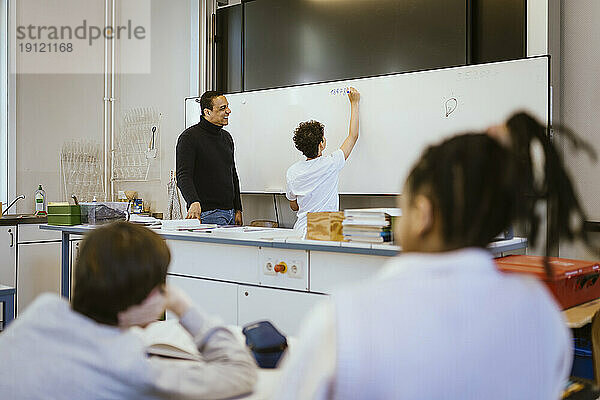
[103,0,112,201]
[7,0,16,207]
[110,0,116,201]
[199,0,217,95]
[103,0,116,201]
[199,0,208,95]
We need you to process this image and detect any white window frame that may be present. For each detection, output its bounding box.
[0,0,8,206]
[0,0,16,206]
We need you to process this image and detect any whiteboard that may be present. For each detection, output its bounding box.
[185,57,548,194]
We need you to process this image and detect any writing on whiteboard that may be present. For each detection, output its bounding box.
[330,87,350,96]
[457,69,499,82]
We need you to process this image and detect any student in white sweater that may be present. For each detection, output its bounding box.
[0,222,257,400]
[286,87,360,236]
[275,113,597,399]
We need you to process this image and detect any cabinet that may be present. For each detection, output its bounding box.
[167,274,326,335]
[0,226,17,287]
[310,251,388,293]
[16,225,62,315]
[0,226,17,321]
[17,242,62,314]
[238,285,326,336]
[167,275,238,326]
[167,240,259,285]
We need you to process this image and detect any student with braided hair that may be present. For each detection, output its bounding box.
[275,112,597,400]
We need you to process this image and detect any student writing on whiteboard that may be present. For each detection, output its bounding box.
[176,91,243,225]
[286,87,360,235]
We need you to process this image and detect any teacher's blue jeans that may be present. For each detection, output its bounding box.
[201,209,235,225]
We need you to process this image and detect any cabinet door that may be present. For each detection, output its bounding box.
[310,251,388,293]
[17,242,61,315]
[167,275,238,326]
[238,285,326,336]
[0,226,17,321]
[0,226,17,287]
[167,240,259,285]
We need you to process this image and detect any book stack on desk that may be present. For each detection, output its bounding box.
[342,208,400,243]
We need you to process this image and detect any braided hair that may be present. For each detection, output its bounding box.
[405,112,597,271]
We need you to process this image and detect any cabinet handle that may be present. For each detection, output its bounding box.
[8,229,13,248]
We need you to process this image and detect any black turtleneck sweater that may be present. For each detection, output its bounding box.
[176,117,242,212]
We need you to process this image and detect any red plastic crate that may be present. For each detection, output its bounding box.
[496,255,600,310]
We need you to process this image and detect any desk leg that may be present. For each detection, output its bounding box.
[61,232,70,298]
[3,294,14,327]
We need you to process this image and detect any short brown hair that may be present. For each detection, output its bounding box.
[71,222,170,325]
[293,120,325,158]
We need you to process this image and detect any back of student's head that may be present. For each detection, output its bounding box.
[293,120,324,158]
[405,112,596,256]
[72,222,170,325]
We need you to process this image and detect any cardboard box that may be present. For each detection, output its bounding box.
[497,255,600,309]
[306,211,345,241]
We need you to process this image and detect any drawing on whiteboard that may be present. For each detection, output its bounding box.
[445,98,458,117]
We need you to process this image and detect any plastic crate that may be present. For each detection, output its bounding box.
[80,202,129,225]
[571,338,594,380]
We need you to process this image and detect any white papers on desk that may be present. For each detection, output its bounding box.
[161,219,217,231]
[128,214,161,226]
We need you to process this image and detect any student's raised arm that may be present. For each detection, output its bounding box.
[339,87,360,160]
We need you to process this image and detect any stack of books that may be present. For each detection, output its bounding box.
[342,208,401,243]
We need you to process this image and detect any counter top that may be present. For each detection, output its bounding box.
[0,214,48,226]
[40,224,528,257]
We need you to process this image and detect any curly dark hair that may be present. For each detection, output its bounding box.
[293,120,325,158]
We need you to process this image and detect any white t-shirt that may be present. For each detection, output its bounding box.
[286,149,346,234]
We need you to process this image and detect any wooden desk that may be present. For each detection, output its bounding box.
[564,299,600,329]
[563,299,600,384]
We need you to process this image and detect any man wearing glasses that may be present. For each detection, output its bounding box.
[176,91,243,225]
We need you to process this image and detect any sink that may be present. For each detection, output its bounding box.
[0,214,47,225]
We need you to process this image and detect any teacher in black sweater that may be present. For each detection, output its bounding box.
[176,91,243,225]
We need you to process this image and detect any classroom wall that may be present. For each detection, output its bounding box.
[14,1,104,213]
[111,0,192,214]
[558,0,600,260]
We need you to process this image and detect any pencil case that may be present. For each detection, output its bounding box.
[242,320,288,368]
